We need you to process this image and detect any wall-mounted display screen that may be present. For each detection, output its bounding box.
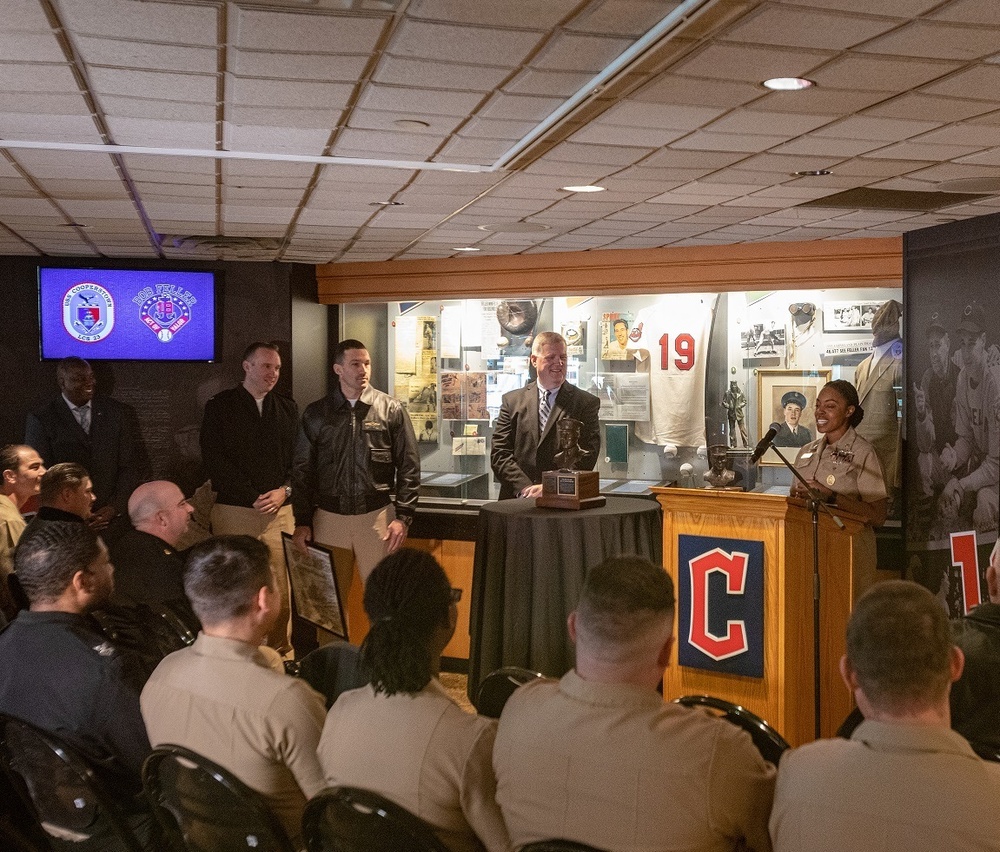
[38,267,217,361]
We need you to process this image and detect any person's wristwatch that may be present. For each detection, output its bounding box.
[398,514,413,528]
[283,485,292,500]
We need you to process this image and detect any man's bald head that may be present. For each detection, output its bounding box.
[128,481,193,546]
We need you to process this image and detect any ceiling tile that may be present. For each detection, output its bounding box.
[860,20,1000,60]
[930,0,1000,25]
[721,6,901,50]
[107,117,216,149]
[530,32,634,73]
[0,31,65,62]
[388,19,542,67]
[812,54,960,90]
[224,125,333,155]
[230,78,352,111]
[672,43,834,83]
[78,37,218,73]
[61,0,218,45]
[0,113,101,143]
[357,83,485,117]
[409,0,579,29]
[599,100,727,130]
[921,64,1000,99]
[705,109,836,136]
[862,92,994,122]
[568,124,687,147]
[231,50,369,83]
[374,56,511,92]
[101,95,217,122]
[503,67,595,97]
[812,114,941,140]
[670,130,792,152]
[567,0,679,37]
[757,88,894,115]
[863,140,984,159]
[233,8,386,54]
[88,67,217,103]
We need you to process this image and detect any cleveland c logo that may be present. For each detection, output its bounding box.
[687,547,750,661]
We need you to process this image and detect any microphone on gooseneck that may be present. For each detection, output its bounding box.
[749,426,779,464]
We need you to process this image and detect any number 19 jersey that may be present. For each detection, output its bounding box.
[630,294,718,447]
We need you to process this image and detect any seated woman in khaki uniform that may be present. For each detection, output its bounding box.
[790,380,888,591]
[316,549,509,852]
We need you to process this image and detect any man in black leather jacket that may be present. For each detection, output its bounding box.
[292,339,419,603]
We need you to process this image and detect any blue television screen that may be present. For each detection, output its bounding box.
[39,267,217,361]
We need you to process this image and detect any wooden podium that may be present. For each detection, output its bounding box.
[652,487,870,746]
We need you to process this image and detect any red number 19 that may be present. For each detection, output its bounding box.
[659,333,695,371]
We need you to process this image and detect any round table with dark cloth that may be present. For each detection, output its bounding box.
[467,496,662,702]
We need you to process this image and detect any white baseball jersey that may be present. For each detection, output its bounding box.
[629,294,718,447]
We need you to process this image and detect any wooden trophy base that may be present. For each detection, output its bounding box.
[536,470,606,511]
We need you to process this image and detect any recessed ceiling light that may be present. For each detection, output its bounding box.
[792,170,832,176]
[561,185,606,192]
[369,200,404,206]
[763,77,815,91]
[453,246,481,252]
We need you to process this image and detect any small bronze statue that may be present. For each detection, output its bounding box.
[704,444,742,489]
[722,380,748,448]
[553,418,591,470]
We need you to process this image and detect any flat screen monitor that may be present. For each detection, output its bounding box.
[38,267,217,361]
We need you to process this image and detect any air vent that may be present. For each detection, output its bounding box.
[796,187,988,212]
[160,235,283,254]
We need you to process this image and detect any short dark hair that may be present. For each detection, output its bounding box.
[183,535,273,625]
[15,521,102,604]
[334,339,368,364]
[824,379,865,428]
[613,318,628,329]
[38,462,89,505]
[0,445,29,476]
[360,548,452,696]
[56,356,91,381]
[576,556,675,646]
[241,341,280,362]
[847,580,952,712]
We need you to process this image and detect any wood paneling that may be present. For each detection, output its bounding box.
[317,237,902,303]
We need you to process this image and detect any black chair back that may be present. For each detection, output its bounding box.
[969,740,1000,762]
[142,744,295,852]
[475,666,544,718]
[674,695,790,765]
[302,786,448,852]
[298,642,368,709]
[520,841,609,851]
[0,713,145,851]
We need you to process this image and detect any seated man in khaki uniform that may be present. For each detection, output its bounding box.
[771,581,1000,852]
[493,555,776,852]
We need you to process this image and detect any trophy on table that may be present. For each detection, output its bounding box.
[536,418,606,510]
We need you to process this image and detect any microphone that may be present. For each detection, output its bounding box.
[749,426,778,464]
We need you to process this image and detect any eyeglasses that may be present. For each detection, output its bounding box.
[449,587,463,603]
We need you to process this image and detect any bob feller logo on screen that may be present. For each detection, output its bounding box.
[62,282,115,343]
[134,283,196,342]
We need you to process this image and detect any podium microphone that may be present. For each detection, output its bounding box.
[749,426,778,464]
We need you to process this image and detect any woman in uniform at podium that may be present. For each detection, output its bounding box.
[789,379,888,591]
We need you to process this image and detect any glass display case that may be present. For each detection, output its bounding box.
[342,285,902,504]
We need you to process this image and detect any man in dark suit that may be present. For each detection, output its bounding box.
[24,357,147,532]
[491,331,601,500]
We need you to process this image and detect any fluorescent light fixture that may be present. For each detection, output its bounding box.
[561,185,606,192]
[452,246,481,252]
[792,170,832,176]
[763,77,814,91]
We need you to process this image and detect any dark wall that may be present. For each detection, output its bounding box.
[1,256,317,497]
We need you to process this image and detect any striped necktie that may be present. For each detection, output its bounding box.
[75,405,91,434]
[539,388,552,432]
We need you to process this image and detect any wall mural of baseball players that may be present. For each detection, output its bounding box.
[905,213,1000,617]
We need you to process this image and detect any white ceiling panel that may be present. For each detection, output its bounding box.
[0,0,998,261]
[60,0,219,45]
[233,8,387,54]
[76,38,219,73]
[388,19,543,66]
[410,0,580,30]
[859,20,1000,61]
[87,67,217,103]
[231,50,370,83]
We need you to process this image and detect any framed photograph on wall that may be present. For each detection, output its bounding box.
[756,369,831,466]
[822,300,882,332]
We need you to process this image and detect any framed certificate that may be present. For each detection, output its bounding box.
[281,533,349,641]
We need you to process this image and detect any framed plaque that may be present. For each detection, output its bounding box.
[282,533,349,641]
